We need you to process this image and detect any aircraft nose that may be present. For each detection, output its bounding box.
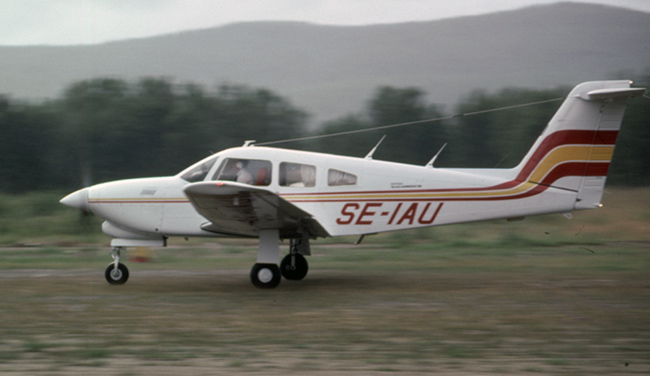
[60,188,90,212]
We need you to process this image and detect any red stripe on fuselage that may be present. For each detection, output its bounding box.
[514,129,617,183]
[281,130,618,201]
[287,161,610,204]
[286,164,608,203]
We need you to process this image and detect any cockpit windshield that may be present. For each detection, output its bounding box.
[179,155,219,182]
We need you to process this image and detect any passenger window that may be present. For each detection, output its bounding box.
[280,162,316,187]
[213,158,272,186]
[328,169,357,186]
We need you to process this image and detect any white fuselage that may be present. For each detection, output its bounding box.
[75,146,577,242]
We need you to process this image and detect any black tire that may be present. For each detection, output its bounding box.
[250,263,281,288]
[280,253,309,280]
[105,263,129,285]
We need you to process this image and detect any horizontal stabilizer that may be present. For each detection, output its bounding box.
[582,86,646,101]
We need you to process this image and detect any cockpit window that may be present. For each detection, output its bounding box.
[280,162,316,187]
[180,156,219,182]
[213,158,272,186]
[328,169,357,186]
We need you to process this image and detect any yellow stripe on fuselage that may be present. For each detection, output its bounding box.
[283,145,614,202]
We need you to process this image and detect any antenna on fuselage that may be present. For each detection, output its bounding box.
[425,143,447,168]
[365,135,387,160]
[243,140,256,147]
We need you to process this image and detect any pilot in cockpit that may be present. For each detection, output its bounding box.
[235,161,254,185]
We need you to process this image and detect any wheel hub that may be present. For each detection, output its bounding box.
[110,269,123,280]
[257,268,274,283]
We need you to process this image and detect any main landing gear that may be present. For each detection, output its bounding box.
[280,250,308,281]
[102,233,310,289]
[105,246,129,285]
[250,263,282,289]
[250,231,310,289]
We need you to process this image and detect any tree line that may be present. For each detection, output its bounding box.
[1,76,648,193]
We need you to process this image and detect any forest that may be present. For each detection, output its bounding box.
[1,75,649,194]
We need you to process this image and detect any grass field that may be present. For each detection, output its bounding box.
[0,188,648,375]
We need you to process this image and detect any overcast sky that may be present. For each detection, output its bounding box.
[2,0,649,46]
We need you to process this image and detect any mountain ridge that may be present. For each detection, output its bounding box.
[0,2,648,124]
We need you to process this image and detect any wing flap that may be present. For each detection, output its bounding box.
[184,181,328,238]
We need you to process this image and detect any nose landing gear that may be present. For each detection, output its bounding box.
[105,247,129,285]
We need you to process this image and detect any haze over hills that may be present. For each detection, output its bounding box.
[0,2,648,125]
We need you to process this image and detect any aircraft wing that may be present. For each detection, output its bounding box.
[183,181,329,238]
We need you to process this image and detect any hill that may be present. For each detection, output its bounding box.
[0,2,648,124]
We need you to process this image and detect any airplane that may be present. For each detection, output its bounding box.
[60,80,645,288]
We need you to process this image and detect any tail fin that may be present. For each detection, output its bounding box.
[515,80,645,210]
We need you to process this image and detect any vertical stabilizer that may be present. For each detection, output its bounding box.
[513,81,645,210]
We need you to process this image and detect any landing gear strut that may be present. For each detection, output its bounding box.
[250,230,282,288]
[105,247,129,285]
[280,238,309,280]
